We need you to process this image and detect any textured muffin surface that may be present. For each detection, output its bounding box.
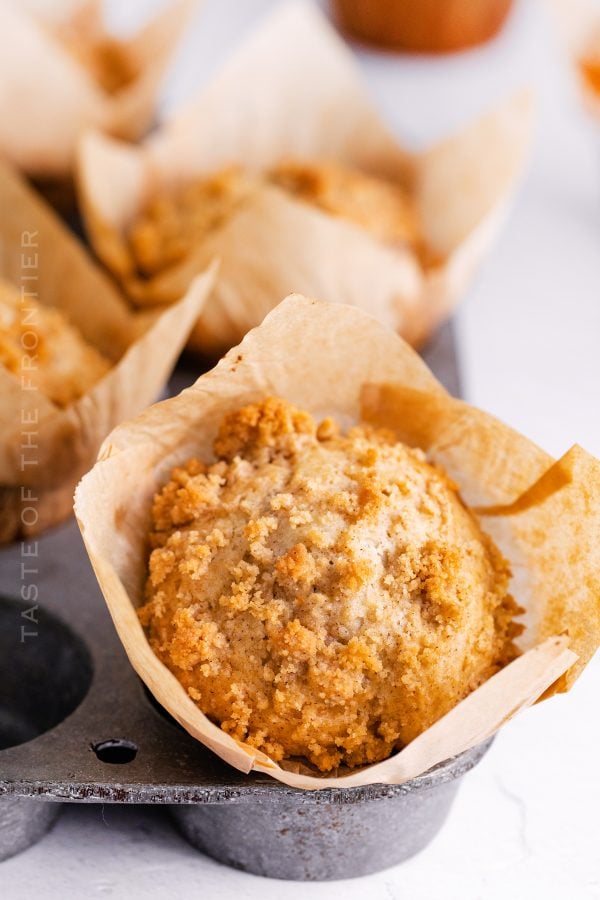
[270,159,419,245]
[140,397,521,772]
[128,167,252,277]
[0,278,110,407]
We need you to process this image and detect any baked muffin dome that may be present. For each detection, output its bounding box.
[140,397,521,772]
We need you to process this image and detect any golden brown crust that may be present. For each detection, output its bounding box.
[139,397,522,772]
[0,278,110,407]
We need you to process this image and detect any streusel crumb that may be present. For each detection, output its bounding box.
[270,159,419,246]
[127,160,419,278]
[0,278,110,407]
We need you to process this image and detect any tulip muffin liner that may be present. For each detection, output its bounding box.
[77,0,533,354]
[0,159,216,541]
[0,0,196,183]
[74,294,600,790]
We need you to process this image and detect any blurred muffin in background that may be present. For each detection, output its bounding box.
[580,54,600,95]
[0,278,110,407]
[578,26,600,109]
[332,0,514,53]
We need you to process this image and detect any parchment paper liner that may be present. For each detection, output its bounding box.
[74,295,600,790]
[76,0,533,355]
[0,159,216,542]
[0,0,197,181]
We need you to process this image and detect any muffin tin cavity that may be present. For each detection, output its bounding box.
[0,596,92,861]
[0,596,92,751]
[170,741,491,881]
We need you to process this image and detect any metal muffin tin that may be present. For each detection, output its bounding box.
[0,324,491,880]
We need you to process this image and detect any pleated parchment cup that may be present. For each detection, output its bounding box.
[0,160,216,542]
[77,0,533,355]
[0,0,196,181]
[74,295,600,790]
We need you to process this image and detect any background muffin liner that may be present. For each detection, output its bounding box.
[77,0,533,355]
[0,159,216,542]
[0,0,196,181]
[74,295,600,790]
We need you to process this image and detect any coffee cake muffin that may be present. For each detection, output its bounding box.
[0,278,110,407]
[139,397,522,772]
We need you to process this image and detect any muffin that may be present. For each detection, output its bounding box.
[0,278,110,407]
[75,294,598,788]
[126,161,419,281]
[332,0,514,53]
[77,6,533,359]
[139,396,522,772]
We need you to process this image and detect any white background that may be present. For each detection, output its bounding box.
[3,0,600,897]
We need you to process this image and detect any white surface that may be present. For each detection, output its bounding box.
[3,1,600,897]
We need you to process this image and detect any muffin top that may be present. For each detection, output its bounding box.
[270,159,418,246]
[127,160,419,279]
[0,278,110,407]
[139,397,521,772]
[128,166,252,278]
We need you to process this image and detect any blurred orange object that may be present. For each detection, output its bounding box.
[580,57,600,96]
[332,0,514,52]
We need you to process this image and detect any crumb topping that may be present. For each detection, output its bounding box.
[128,167,254,278]
[270,159,419,246]
[139,397,522,772]
[127,160,420,278]
[0,278,110,407]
